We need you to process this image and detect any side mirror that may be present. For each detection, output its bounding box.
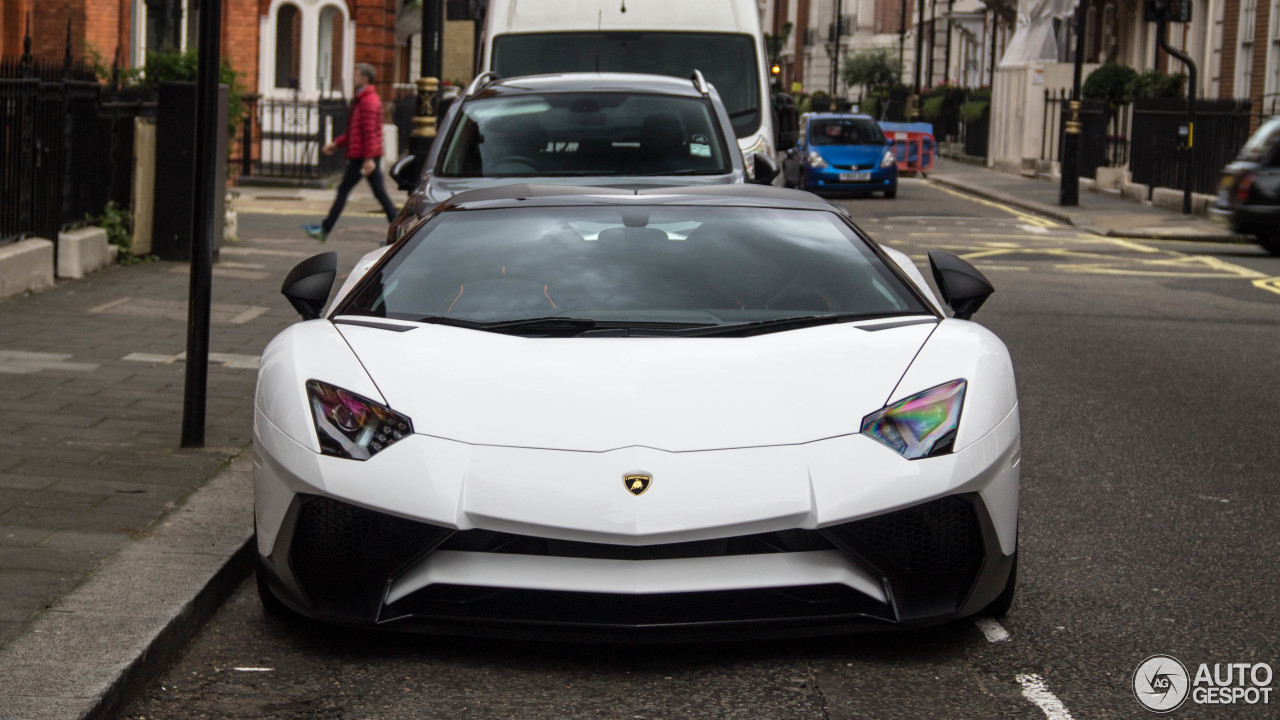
[750,152,780,185]
[390,154,421,191]
[927,250,993,320]
[282,252,338,320]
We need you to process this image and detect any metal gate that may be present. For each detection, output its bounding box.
[1130,98,1253,195]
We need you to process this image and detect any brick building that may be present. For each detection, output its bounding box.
[0,0,473,100]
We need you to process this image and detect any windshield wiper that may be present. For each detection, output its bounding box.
[630,168,718,176]
[414,315,716,337]
[674,313,928,337]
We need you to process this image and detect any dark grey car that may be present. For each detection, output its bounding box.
[388,72,778,243]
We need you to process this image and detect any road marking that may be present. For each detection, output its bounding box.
[1015,673,1076,720]
[123,352,261,369]
[220,247,310,258]
[1252,277,1280,296]
[929,183,1060,228]
[1196,494,1231,503]
[90,297,271,325]
[233,667,274,672]
[0,350,99,374]
[974,618,1010,642]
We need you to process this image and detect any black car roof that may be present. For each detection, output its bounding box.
[438,184,850,215]
[474,72,710,99]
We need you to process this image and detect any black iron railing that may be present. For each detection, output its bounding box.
[1041,89,1129,179]
[1130,98,1252,195]
[239,95,350,180]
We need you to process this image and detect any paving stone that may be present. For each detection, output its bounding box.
[0,475,57,491]
[45,477,192,503]
[0,526,54,547]
[38,529,133,554]
[0,506,151,533]
[0,488,106,513]
[0,545,108,575]
[0,568,80,622]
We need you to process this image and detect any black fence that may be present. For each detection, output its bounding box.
[1041,89,1130,179]
[962,108,989,159]
[239,95,349,180]
[1,64,142,247]
[1130,98,1253,195]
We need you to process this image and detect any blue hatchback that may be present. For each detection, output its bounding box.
[782,113,898,198]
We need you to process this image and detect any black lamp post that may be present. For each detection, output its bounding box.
[1058,0,1086,207]
[180,0,222,447]
[409,0,444,172]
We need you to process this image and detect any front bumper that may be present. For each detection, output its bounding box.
[253,404,1019,640]
[259,491,1013,641]
[804,164,898,194]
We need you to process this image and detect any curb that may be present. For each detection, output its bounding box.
[0,453,255,720]
[930,174,1093,226]
[929,175,1244,242]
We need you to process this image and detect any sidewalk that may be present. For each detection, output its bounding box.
[0,206,389,719]
[235,170,400,217]
[927,158,1242,242]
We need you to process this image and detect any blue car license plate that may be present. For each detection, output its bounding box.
[839,172,871,182]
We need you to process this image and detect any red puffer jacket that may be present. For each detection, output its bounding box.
[334,85,384,160]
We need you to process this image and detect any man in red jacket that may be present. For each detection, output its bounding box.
[303,63,399,240]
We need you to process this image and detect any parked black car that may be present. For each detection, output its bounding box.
[1213,117,1280,255]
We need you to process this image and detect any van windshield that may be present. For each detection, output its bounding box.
[437,92,731,177]
[492,32,761,138]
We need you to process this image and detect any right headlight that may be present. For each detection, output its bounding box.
[306,379,413,460]
[807,149,828,168]
[861,379,966,459]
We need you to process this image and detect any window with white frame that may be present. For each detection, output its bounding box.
[1237,0,1257,96]
[133,0,195,67]
[1268,0,1280,98]
[261,0,352,98]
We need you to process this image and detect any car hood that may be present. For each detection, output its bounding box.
[334,319,936,452]
[423,173,742,203]
[812,144,889,167]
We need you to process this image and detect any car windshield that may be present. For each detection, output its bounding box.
[491,32,761,138]
[809,118,885,146]
[338,206,930,333]
[1238,117,1280,161]
[437,92,731,177]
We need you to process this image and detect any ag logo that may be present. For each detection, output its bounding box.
[623,473,652,496]
[1134,654,1190,713]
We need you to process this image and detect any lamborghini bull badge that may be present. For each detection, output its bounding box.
[623,473,652,496]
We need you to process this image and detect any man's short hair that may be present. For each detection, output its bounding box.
[356,63,376,83]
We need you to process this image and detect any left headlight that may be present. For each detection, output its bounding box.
[880,149,897,168]
[807,150,828,168]
[861,379,966,459]
[306,379,413,460]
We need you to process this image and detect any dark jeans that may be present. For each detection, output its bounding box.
[322,157,399,234]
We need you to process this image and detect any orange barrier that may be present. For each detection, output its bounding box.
[887,130,936,175]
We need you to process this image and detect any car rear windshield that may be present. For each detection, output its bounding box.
[339,206,930,329]
[1237,117,1280,162]
[491,32,761,138]
[809,118,885,146]
[437,92,731,177]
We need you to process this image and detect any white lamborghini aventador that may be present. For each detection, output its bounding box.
[253,184,1020,639]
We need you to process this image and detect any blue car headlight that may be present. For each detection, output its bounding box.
[880,149,897,168]
[306,379,413,460]
[861,379,966,459]
[807,150,828,169]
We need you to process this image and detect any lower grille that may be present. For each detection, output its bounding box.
[386,583,893,631]
[823,495,986,620]
[288,496,452,619]
[438,527,836,561]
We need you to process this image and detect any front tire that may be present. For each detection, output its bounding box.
[884,185,898,199]
[1259,234,1280,256]
[980,551,1017,618]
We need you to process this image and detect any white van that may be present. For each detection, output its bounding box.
[479,0,776,176]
